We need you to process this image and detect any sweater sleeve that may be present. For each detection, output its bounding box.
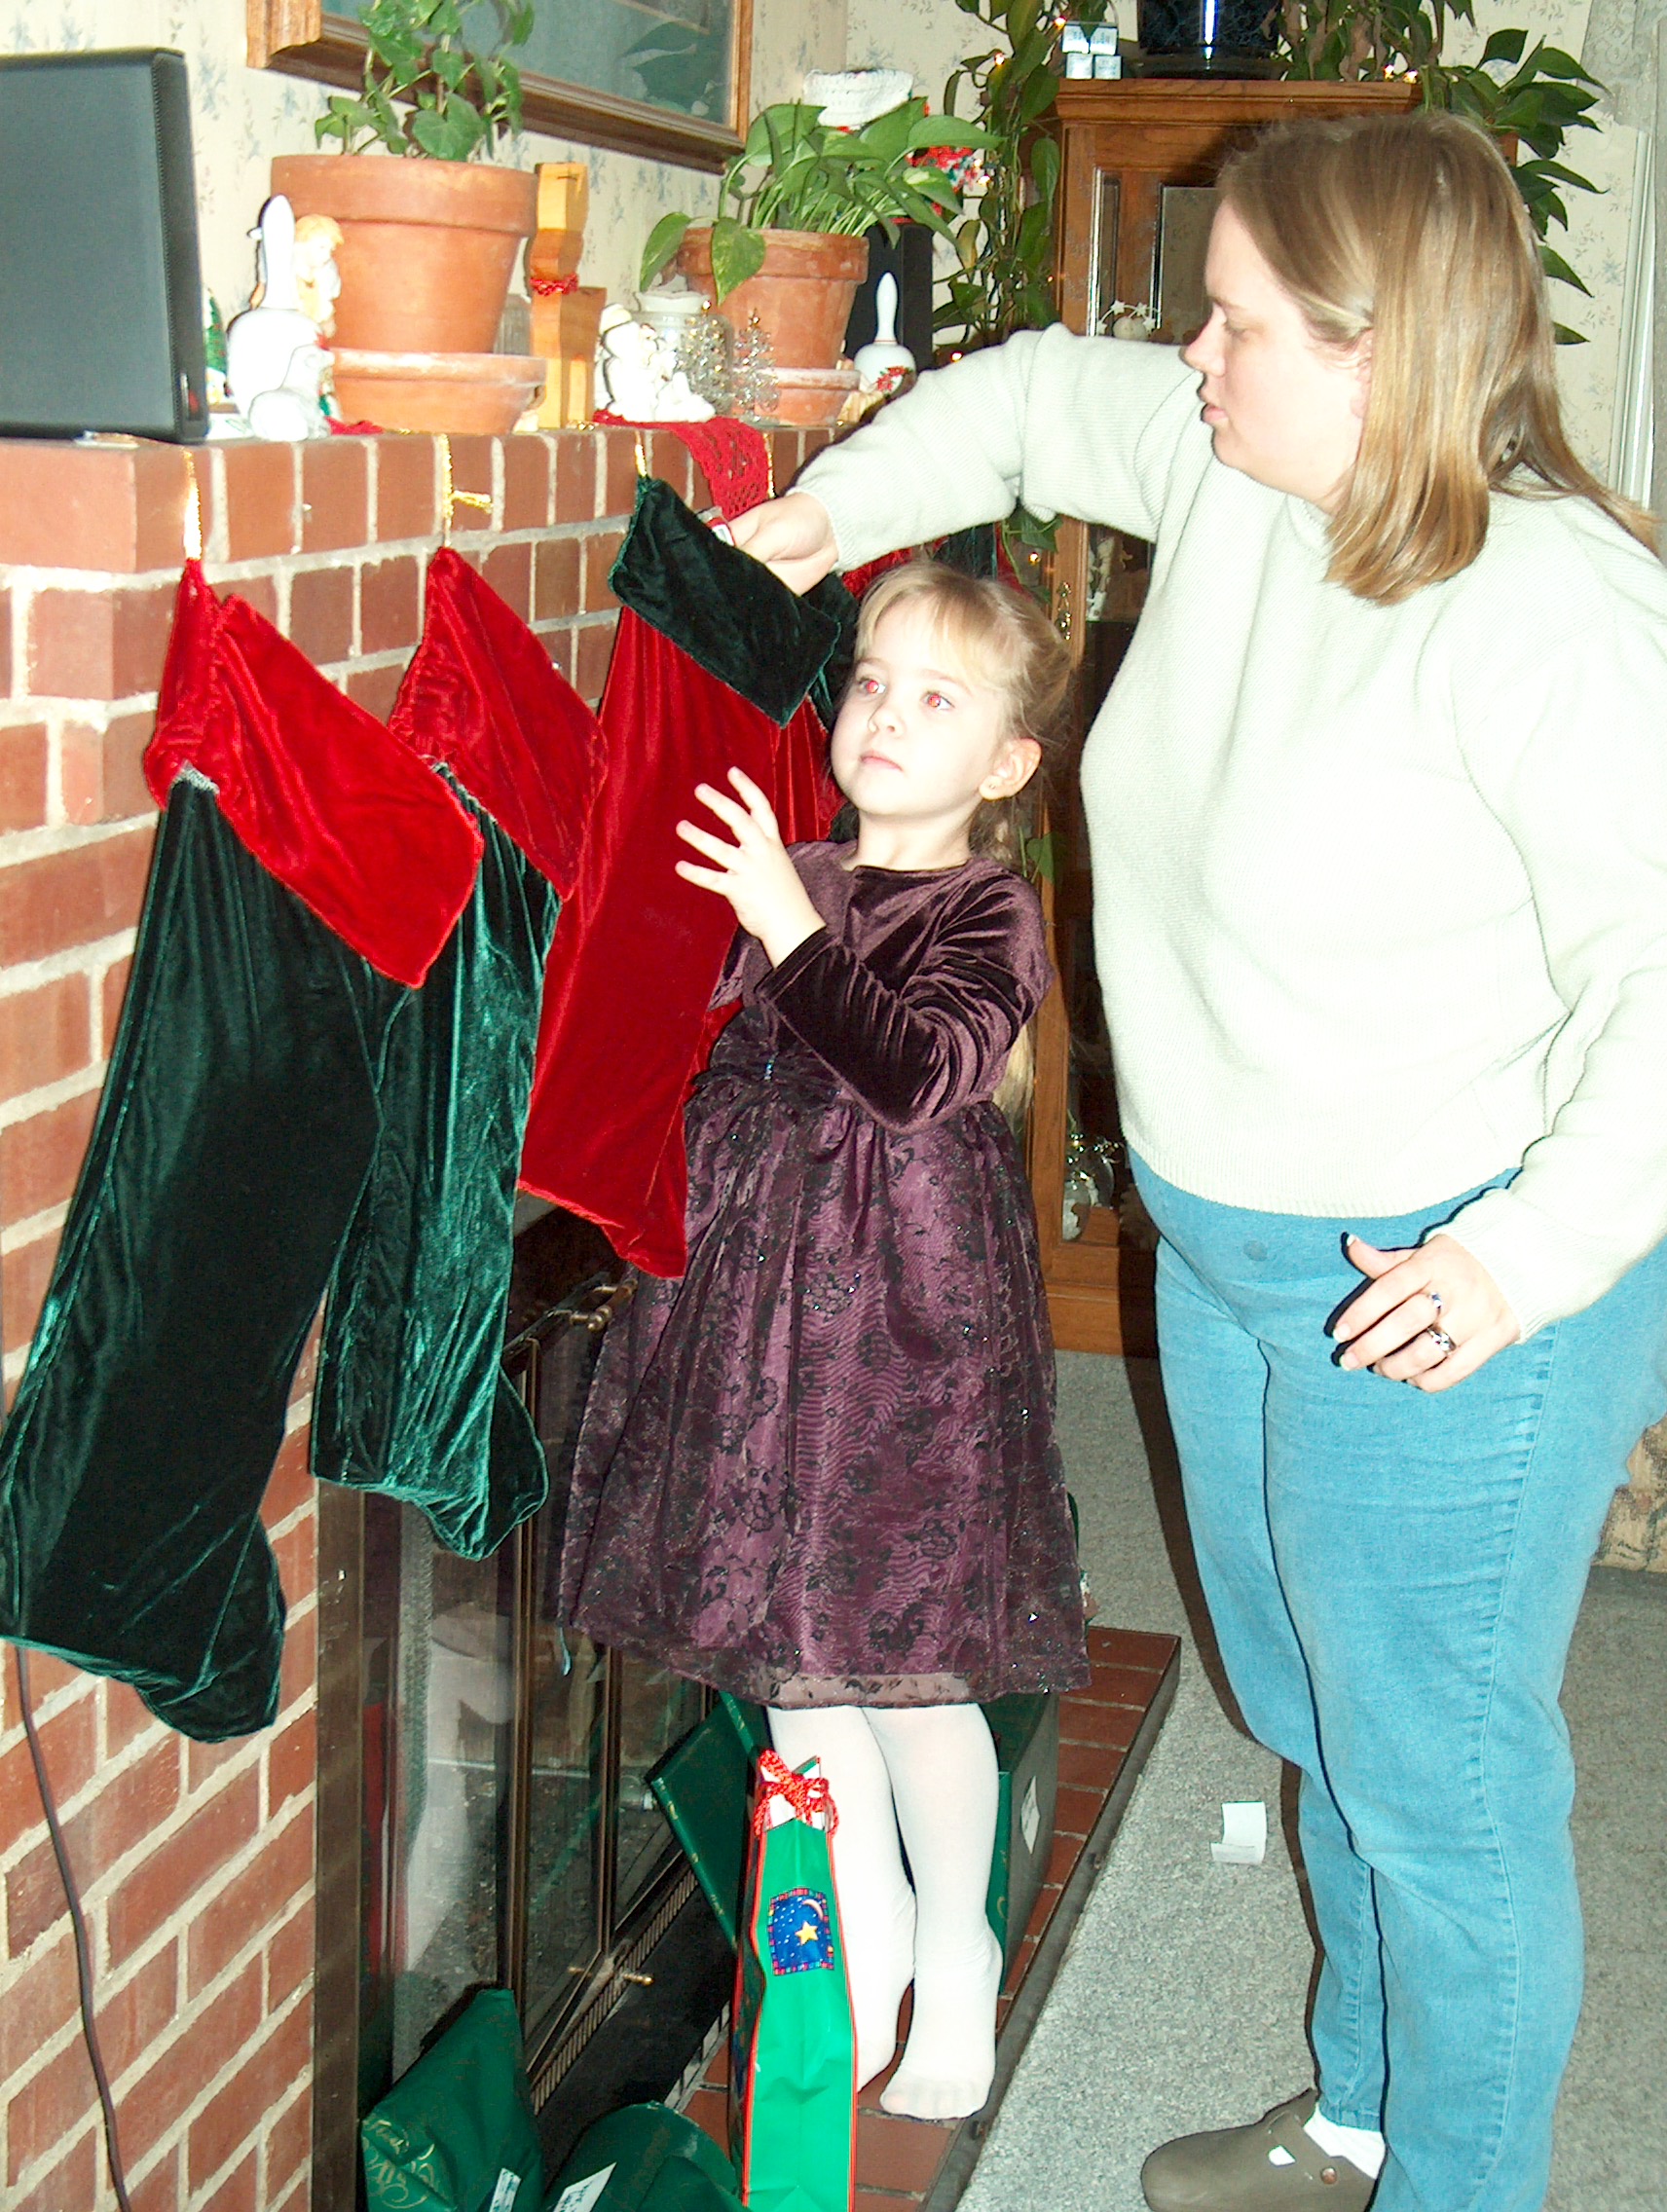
[796,325,1206,571]
[755,872,1052,1131]
[1441,591,1667,1337]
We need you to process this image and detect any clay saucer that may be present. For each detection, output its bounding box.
[329,348,545,435]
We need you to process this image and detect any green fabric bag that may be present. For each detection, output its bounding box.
[983,1692,1060,1970]
[648,1707,757,1947]
[730,1754,856,2212]
[362,1989,543,2212]
[543,2103,740,2212]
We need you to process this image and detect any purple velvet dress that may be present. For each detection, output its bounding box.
[559,842,1089,1707]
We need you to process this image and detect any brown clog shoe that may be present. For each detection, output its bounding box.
[1140,2090,1378,2212]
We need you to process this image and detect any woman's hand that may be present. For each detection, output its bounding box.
[1332,1231,1521,1390]
[675,769,825,965]
[727,492,839,594]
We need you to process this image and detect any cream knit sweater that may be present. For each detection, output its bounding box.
[798,325,1667,1338]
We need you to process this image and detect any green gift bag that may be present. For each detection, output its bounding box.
[361,1988,543,2212]
[648,1699,764,1946]
[729,1752,857,2212]
[543,2102,742,2212]
[983,1692,1060,1970]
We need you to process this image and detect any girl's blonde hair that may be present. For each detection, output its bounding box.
[852,559,1072,1119]
[1217,110,1655,605]
[853,559,1072,865]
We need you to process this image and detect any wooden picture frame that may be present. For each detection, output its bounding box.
[248,0,753,171]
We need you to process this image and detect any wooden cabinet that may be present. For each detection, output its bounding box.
[1027,78,1416,1357]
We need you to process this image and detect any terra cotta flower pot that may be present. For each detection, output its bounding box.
[271,154,537,356]
[675,226,870,376]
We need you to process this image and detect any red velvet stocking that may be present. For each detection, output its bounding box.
[146,561,481,985]
[518,607,837,1274]
[389,546,604,898]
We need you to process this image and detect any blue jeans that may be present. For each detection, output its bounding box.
[1131,1154,1667,2212]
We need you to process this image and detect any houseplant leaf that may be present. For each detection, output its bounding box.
[641,211,693,289]
[708,214,767,302]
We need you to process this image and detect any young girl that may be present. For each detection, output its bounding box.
[559,560,1089,2121]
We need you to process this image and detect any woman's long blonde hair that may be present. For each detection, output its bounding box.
[851,560,1072,1119]
[1217,110,1654,604]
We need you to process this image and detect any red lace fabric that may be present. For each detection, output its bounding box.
[594,412,773,520]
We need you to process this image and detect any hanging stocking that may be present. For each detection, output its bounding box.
[311,548,604,1555]
[518,477,849,1274]
[0,566,481,1740]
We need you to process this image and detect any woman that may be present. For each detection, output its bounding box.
[731,112,1667,2212]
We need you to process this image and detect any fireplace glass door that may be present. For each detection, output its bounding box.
[353,1235,710,2126]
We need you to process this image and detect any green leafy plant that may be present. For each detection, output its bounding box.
[938,2,1605,356]
[639,98,994,303]
[1279,3,1606,339]
[938,0,1112,352]
[315,0,534,161]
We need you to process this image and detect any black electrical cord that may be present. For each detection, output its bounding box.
[15,1645,135,2212]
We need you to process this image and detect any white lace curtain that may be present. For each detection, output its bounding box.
[1585,0,1667,509]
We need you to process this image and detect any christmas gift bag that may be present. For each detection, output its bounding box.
[983,1691,1060,1971]
[648,1701,756,1946]
[361,1988,542,2212]
[729,1753,856,2212]
[543,2103,742,2212]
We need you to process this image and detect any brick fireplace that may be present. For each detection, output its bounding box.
[0,418,827,2212]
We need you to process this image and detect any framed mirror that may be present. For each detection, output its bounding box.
[249,0,753,170]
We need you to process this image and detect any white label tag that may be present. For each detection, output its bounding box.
[488,2171,523,2212]
[1210,1800,1268,1866]
[1020,1776,1041,1854]
[549,2162,616,2212]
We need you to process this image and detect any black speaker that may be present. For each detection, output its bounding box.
[0,49,206,442]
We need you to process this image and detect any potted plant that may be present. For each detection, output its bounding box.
[271,0,537,361]
[639,98,992,420]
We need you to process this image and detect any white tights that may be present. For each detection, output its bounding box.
[766,1703,1004,2120]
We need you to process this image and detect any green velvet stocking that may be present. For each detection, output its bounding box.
[309,782,558,1555]
[0,778,405,1739]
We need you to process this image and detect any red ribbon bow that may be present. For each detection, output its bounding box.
[752,1748,839,1835]
[531,274,580,296]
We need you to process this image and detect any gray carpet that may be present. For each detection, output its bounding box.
[960,1352,1667,2212]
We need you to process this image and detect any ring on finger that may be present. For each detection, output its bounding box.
[1426,1288,1444,1318]
[1425,1325,1456,1356]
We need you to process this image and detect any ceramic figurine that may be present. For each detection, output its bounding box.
[852,273,915,395]
[595,302,714,423]
[225,194,332,440]
[291,214,344,335]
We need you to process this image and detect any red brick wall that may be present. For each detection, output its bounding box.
[0,421,824,2210]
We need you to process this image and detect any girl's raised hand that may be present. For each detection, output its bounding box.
[727,493,838,594]
[676,768,825,965]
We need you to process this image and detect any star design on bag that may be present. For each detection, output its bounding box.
[765,1887,835,1972]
